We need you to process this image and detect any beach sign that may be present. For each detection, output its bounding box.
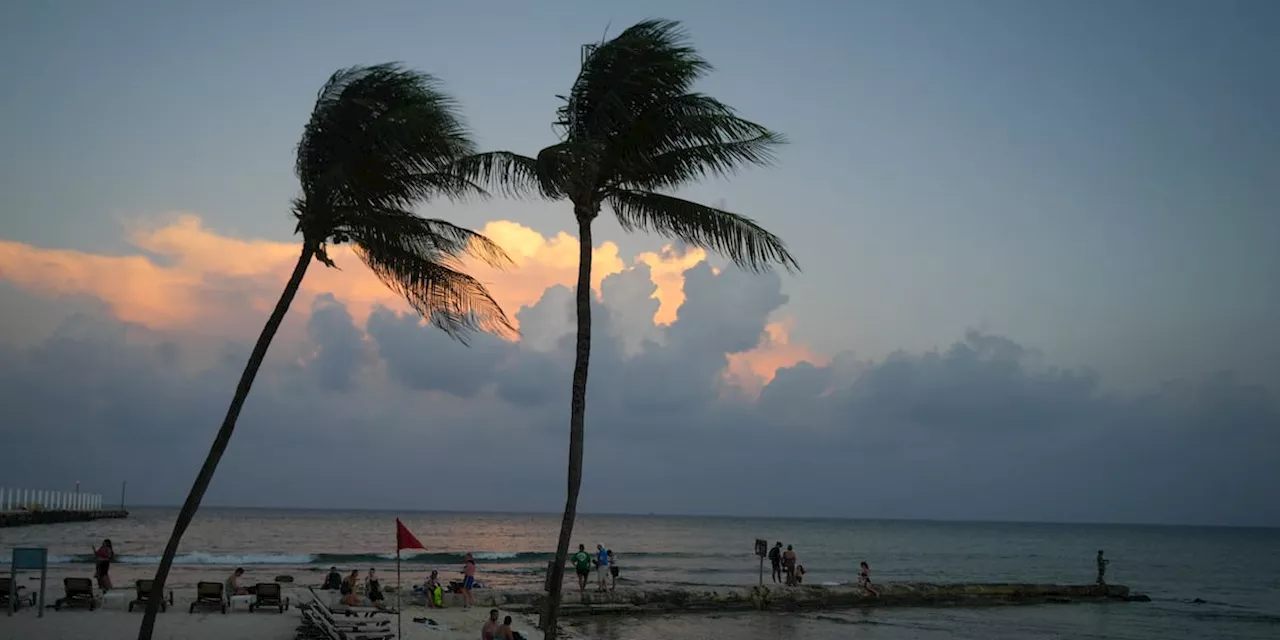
[9,547,48,617]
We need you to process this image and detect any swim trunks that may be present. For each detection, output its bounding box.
[463,576,475,590]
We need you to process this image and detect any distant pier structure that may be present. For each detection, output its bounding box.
[0,487,128,527]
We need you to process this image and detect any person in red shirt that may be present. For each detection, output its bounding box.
[92,539,115,591]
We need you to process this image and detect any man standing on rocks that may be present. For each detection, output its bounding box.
[1096,550,1109,587]
[769,542,783,584]
[571,544,591,593]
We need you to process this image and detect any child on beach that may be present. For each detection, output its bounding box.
[858,561,880,597]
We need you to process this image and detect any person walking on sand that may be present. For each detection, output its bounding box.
[768,542,783,584]
[1096,550,1110,587]
[92,539,114,591]
[782,545,797,586]
[595,544,610,592]
[571,544,591,593]
[858,561,880,597]
[481,608,500,640]
[462,553,477,608]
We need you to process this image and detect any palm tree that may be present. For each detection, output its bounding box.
[136,64,514,640]
[459,20,799,637]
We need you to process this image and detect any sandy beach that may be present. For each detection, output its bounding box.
[0,586,548,640]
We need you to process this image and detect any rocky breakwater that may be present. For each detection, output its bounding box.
[0,509,129,528]
[480,583,1149,617]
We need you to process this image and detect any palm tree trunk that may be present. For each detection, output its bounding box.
[137,243,315,640]
[542,211,595,639]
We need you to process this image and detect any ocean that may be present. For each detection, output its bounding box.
[2,508,1277,639]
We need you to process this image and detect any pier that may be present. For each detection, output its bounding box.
[458,583,1148,617]
[0,486,127,528]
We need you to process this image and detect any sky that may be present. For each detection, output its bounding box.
[0,0,1277,526]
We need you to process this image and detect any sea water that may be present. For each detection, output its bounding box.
[1,508,1276,639]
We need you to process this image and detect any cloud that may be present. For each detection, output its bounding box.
[0,218,1276,526]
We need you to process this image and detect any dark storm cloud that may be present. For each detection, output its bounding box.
[0,266,1276,526]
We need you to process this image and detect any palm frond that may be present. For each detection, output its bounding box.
[607,93,786,190]
[350,226,516,342]
[334,207,512,268]
[294,63,479,235]
[607,190,800,273]
[450,151,546,198]
[563,19,710,142]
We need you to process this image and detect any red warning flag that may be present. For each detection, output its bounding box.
[396,518,425,550]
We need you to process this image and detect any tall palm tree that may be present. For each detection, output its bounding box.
[136,64,514,640]
[460,20,799,637]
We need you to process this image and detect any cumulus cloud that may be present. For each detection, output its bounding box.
[0,218,1276,526]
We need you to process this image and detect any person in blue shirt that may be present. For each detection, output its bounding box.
[595,544,609,592]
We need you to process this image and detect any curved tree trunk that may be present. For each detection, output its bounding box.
[137,244,315,640]
[542,211,595,639]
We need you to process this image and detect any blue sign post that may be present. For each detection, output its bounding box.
[9,547,48,617]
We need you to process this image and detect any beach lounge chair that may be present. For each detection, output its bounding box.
[127,579,168,612]
[248,582,289,613]
[54,577,96,611]
[301,606,395,640]
[189,581,226,614]
[0,577,37,610]
[301,599,390,631]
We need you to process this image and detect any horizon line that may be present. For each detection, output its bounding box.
[115,505,1278,531]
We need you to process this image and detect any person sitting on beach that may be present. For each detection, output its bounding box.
[607,550,619,591]
[571,544,591,593]
[322,566,342,590]
[496,614,516,640]
[782,545,797,586]
[93,539,115,591]
[366,568,386,609]
[425,570,444,608]
[769,542,783,584]
[227,567,250,596]
[340,569,362,606]
[858,561,880,597]
[481,608,500,640]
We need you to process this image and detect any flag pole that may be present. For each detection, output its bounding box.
[397,546,402,639]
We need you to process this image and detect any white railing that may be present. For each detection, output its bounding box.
[0,487,105,512]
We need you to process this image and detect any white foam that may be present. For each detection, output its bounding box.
[471,552,519,560]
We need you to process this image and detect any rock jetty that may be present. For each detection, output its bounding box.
[0,509,129,528]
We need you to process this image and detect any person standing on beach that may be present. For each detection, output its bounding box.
[768,542,783,584]
[782,545,797,586]
[607,550,619,591]
[92,539,114,591]
[571,544,592,593]
[1096,550,1109,587]
[595,544,609,592]
[462,553,477,608]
